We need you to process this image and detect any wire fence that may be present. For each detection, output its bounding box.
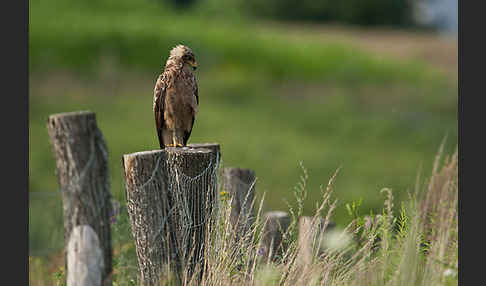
[29,190,124,257]
[29,148,262,285]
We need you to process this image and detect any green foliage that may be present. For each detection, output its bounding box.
[241,0,414,27]
[396,201,409,241]
[111,203,139,285]
[29,0,447,86]
[52,266,66,286]
[29,256,52,286]
[345,198,362,220]
[163,0,199,10]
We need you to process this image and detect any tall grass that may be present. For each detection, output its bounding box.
[90,145,457,286]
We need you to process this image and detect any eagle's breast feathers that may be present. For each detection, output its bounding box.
[153,45,198,148]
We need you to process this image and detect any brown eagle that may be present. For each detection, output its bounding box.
[153,45,198,148]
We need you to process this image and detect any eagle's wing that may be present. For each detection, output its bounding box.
[183,75,198,145]
[154,73,167,148]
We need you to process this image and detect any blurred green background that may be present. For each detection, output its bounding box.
[29,0,457,277]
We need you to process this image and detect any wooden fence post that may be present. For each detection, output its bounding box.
[222,168,256,239]
[47,111,113,286]
[297,216,336,267]
[123,147,219,285]
[260,211,291,263]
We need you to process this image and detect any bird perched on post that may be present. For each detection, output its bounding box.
[153,45,198,148]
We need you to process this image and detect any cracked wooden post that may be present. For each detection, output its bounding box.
[123,147,219,285]
[297,216,336,267]
[222,168,256,240]
[260,211,291,263]
[47,111,113,286]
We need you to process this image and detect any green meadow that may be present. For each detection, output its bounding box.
[29,0,457,275]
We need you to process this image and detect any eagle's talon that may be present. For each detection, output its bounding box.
[166,144,175,147]
[176,143,184,147]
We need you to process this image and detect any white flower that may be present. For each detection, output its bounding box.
[321,228,352,252]
[443,268,456,277]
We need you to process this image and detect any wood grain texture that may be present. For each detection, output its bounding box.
[47,111,113,286]
[123,147,218,285]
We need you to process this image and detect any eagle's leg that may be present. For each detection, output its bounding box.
[162,128,175,147]
[164,132,184,147]
[172,134,177,147]
[173,129,185,147]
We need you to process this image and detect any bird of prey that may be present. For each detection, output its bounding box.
[153,45,199,148]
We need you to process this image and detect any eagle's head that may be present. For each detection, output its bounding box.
[169,45,198,71]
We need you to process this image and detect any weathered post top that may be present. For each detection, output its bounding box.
[123,148,214,163]
[123,147,216,181]
[187,142,220,153]
[124,147,213,157]
[49,110,94,119]
[260,211,291,263]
